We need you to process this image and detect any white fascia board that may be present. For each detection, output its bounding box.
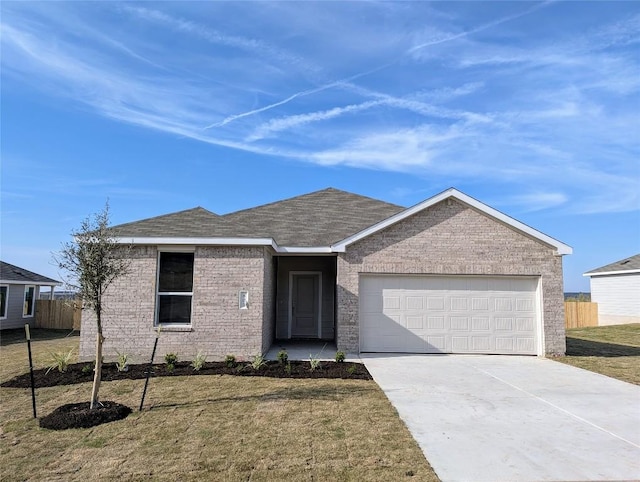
[583,269,640,277]
[115,237,276,248]
[278,246,334,254]
[332,188,573,255]
[0,280,62,286]
[115,237,335,254]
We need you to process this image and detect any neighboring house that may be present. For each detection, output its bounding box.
[584,254,640,326]
[79,188,572,361]
[0,261,61,330]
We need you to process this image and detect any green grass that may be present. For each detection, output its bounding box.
[555,324,640,385]
[0,329,438,481]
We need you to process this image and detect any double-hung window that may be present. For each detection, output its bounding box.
[23,285,35,317]
[156,252,194,325]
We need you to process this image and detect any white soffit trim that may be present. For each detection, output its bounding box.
[114,237,334,254]
[0,280,61,286]
[115,237,276,248]
[331,188,573,255]
[584,269,640,277]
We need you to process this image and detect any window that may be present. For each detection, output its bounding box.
[0,286,8,319]
[23,285,35,317]
[156,252,194,324]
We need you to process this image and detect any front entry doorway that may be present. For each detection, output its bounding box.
[289,272,321,338]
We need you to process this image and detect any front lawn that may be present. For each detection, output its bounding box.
[0,329,437,481]
[555,323,640,385]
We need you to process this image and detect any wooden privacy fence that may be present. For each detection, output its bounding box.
[35,299,82,330]
[565,301,598,329]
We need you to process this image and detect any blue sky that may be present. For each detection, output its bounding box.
[1,1,639,292]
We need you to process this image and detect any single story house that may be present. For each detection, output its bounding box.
[79,188,572,361]
[0,261,61,330]
[584,254,640,325]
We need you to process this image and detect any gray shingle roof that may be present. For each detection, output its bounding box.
[110,188,404,247]
[585,253,640,275]
[0,261,60,284]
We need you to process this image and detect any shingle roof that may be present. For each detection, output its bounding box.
[110,207,228,238]
[584,253,640,276]
[110,188,404,246]
[222,188,404,246]
[0,261,60,284]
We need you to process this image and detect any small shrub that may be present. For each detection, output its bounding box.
[251,354,267,371]
[276,349,288,364]
[164,353,178,372]
[45,349,75,374]
[191,351,206,371]
[335,351,346,363]
[81,364,93,374]
[284,361,292,375]
[346,364,357,375]
[225,354,237,368]
[115,351,129,372]
[309,356,321,372]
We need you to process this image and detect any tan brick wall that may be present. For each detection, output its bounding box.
[80,245,273,362]
[336,199,566,356]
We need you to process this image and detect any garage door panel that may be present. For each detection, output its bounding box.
[360,275,539,355]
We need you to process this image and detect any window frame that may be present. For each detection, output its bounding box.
[0,285,8,319]
[155,249,195,327]
[23,285,35,318]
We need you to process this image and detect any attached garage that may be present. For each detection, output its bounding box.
[359,275,541,355]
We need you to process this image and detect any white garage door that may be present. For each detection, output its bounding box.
[360,275,540,355]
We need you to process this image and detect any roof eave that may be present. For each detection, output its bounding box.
[0,280,62,286]
[583,268,640,277]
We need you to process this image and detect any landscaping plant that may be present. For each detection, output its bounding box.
[335,351,346,363]
[276,349,288,364]
[251,354,267,371]
[309,356,321,371]
[225,354,237,368]
[164,353,178,372]
[191,351,206,371]
[55,201,130,409]
[115,351,129,372]
[45,349,75,374]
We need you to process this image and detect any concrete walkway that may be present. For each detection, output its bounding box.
[362,354,640,482]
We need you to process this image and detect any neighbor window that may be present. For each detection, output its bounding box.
[156,252,194,324]
[23,285,35,317]
[0,286,8,319]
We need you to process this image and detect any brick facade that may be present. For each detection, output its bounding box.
[335,199,566,356]
[79,245,274,362]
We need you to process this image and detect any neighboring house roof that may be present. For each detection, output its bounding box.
[110,187,572,255]
[584,253,640,277]
[0,261,61,285]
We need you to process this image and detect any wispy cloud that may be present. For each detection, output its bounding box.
[1,2,638,214]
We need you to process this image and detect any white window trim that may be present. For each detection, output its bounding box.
[0,285,8,320]
[155,251,194,327]
[23,285,35,318]
[288,271,322,339]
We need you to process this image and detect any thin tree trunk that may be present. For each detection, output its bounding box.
[90,332,103,409]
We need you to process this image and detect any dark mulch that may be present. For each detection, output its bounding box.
[2,360,371,389]
[39,401,132,430]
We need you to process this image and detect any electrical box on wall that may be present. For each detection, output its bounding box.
[239,290,249,309]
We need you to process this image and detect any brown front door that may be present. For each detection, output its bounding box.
[291,273,320,338]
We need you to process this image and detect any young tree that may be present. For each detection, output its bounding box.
[55,202,129,409]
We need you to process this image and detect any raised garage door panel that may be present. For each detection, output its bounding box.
[359,276,539,355]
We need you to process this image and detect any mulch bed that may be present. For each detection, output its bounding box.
[39,401,132,430]
[2,360,372,389]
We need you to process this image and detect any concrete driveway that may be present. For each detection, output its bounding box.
[362,354,640,482]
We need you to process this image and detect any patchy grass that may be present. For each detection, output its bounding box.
[555,324,640,385]
[0,329,438,481]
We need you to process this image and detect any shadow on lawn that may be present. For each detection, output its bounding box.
[150,384,374,410]
[0,328,79,346]
[566,337,640,357]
